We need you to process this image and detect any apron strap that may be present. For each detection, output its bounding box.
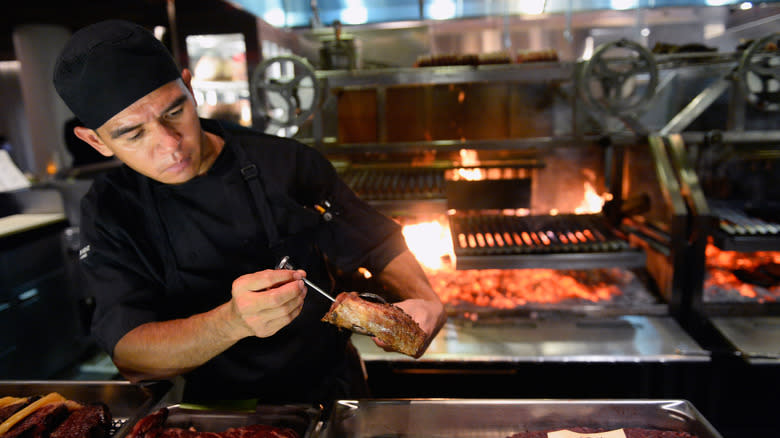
[233,143,281,247]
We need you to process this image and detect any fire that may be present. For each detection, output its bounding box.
[574,181,612,215]
[704,242,780,302]
[402,219,454,270]
[455,149,483,181]
[401,215,629,310]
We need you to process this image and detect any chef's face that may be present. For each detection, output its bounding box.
[75,72,215,185]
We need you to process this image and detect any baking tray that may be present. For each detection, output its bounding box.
[321,399,723,438]
[0,380,168,437]
[134,403,321,438]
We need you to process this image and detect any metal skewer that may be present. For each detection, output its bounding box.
[276,256,335,302]
[276,256,388,304]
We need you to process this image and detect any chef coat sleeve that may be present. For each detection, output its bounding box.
[294,144,409,275]
[79,184,167,357]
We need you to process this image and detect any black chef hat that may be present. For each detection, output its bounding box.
[53,20,181,129]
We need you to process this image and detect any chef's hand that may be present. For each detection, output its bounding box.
[230,269,307,338]
[373,298,446,358]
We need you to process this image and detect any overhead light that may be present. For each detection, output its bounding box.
[740,2,753,10]
[263,7,286,27]
[341,0,368,25]
[515,0,546,15]
[428,0,456,20]
[705,0,731,5]
[611,0,636,10]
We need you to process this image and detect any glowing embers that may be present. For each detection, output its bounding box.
[425,265,654,311]
[704,242,780,303]
[450,214,628,256]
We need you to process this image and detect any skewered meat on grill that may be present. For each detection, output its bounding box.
[127,408,298,438]
[506,428,700,438]
[321,292,426,358]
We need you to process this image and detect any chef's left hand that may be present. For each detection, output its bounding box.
[372,298,446,357]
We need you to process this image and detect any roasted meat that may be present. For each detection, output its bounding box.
[50,403,112,438]
[321,292,426,357]
[0,398,38,424]
[3,402,70,438]
[127,408,298,438]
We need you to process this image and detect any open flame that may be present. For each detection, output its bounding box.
[401,219,454,270]
[455,149,484,181]
[574,181,613,215]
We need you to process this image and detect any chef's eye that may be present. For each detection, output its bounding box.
[166,106,184,119]
[128,129,144,141]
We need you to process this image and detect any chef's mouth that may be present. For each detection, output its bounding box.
[162,155,193,175]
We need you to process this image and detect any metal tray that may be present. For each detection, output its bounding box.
[139,403,321,438]
[321,399,723,438]
[0,380,168,437]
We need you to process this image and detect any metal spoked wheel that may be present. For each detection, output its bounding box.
[578,39,659,116]
[737,32,780,112]
[250,54,320,132]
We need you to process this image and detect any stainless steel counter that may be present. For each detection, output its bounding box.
[352,315,709,363]
[709,316,780,365]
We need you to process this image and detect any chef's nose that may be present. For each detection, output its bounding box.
[156,122,182,153]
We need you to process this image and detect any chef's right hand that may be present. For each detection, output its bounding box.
[230,269,307,338]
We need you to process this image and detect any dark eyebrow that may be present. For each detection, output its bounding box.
[109,95,189,140]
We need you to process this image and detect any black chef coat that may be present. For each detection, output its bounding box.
[80,119,407,402]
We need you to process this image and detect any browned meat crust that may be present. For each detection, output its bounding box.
[506,427,700,438]
[49,404,112,438]
[321,292,426,358]
[127,409,298,438]
[0,398,38,424]
[4,402,70,438]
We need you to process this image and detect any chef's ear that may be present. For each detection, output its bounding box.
[73,126,115,157]
[181,68,195,97]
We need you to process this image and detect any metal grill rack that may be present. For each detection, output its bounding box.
[711,205,780,252]
[450,213,646,270]
[340,167,447,201]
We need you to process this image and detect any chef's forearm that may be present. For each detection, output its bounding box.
[111,301,249,383]
[377,250,441,302]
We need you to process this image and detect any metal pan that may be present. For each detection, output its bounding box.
[321,399,723,438]
[137,403,321,438]
[0,380,169,437]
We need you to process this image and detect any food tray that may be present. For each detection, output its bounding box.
[0,380,168,437]
[137,403,321,438]
[321,399,723,438]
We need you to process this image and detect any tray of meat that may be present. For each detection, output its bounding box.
[124,404,320,438]
[0,380,169,438]
[320,399,723,438]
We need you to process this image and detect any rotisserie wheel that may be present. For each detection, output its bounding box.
[321,292,426,358]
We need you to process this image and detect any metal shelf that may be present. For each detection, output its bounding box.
[316,61,575,89]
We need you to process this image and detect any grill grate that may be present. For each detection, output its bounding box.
[341,168,446,201]
[714,207,780,236]
[711,205,780,252]
[450,214,629,256]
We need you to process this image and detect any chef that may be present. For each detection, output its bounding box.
[52,19,446,404]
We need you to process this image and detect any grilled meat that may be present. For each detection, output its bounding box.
[321,292,426,358]
[0,398,39,424]
[49,404,112,438]
[126,407,167,438]
[127,409,298,438]
[3,402,70,438]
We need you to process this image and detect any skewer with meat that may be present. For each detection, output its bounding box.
[321,292,426,358]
